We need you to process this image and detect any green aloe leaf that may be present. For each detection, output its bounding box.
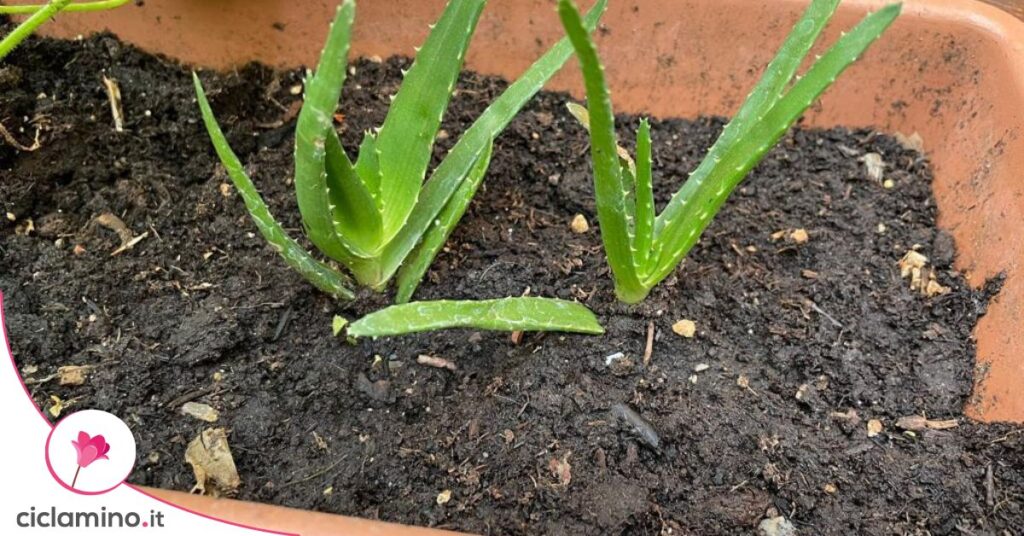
[0,0,128,13]
[347,297,604,338]
[193,74,355,300]
[654,0,840,239]
[633,119,655,273]
[374,0,486,244]
[559,0,647,304]
[0,0,72,60]
[376,0,609,286]
[293,0,358,263]
[324,130,382,257]
[394,140,494,304]
[647,4,901,286]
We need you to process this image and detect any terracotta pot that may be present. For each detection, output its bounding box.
[13,0,1024,533]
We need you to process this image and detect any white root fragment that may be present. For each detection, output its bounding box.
[0,121,41,151]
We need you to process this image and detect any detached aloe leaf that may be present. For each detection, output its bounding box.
[560,0,900,303]
[347,297,604,338]
[193,74,355,299]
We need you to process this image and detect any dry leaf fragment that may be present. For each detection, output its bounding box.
[180,401,220,423]
[672,319,696,338]
[898,250,950,296]
[867,419,884,437]
[570,214,590,234]
[14,218,34,235]
[549,452,572,488]
[894,131,924,152]
[895,415,959,431]
[185,428,240,496]
[57,365,91,386]
[899,250,928,278]
[790,228,809,244]
[860,152,885,182]
[48,395,64,418]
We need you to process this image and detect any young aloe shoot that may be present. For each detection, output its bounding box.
[0,0,130,60]
[194,0,608,303]
[559,0,900,304]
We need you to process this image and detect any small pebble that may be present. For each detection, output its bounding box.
[867,419,884,437]
[758,516,797,536]
[570,214,589,234]
[694,363,710,373]
[436,489,452,505]
[672,319,696,338]
[790,228,809,244]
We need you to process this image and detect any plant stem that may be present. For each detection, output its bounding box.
[71,465,81,488]
[0,0,72,60]
[0,0,129,14]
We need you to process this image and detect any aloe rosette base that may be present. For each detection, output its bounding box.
[560,0,900,304]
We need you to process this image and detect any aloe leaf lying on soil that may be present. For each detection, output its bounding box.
[345,297,605,338]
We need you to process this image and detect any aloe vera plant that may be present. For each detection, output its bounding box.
[559,0,900,304]
[0,0,130,60]
[194,0,608,303]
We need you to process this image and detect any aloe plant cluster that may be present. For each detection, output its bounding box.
[196,0,900,338]
[196,0,608,337]
[560,0,900,303]
[0,0,130,60]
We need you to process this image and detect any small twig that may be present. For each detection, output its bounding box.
[806,299,843,328]
[164,386,215,409]
[272,308,292,342]
[278,456,348,489]
[986,463,995,507]
[417,354,457,371]
[102,75,125,132]
[643,321,655,366]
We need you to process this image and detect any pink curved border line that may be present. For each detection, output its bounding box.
[0,291,296,536]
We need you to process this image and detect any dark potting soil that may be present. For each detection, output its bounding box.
[1,32,1021,535]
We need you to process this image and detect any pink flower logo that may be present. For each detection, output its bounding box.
[70,431,110,488]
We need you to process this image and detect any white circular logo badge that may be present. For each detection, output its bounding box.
[45,409,137,495]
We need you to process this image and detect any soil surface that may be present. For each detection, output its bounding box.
[2,33,1022,535]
